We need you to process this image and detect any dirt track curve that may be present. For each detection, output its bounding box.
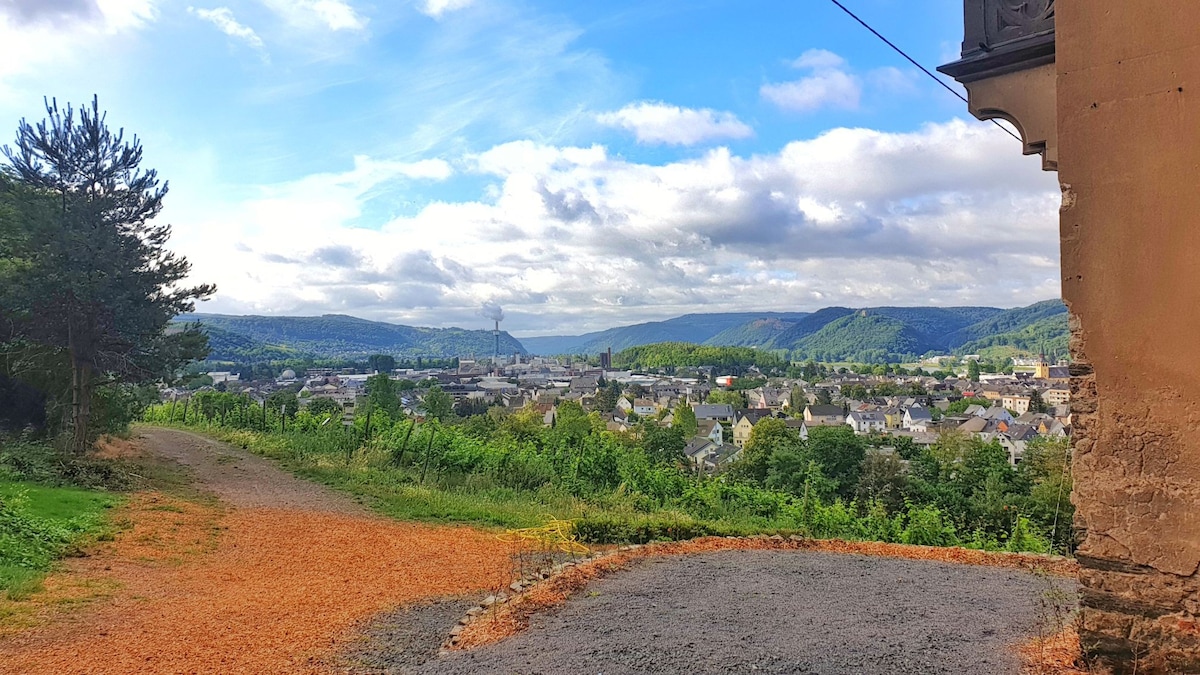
[0,427,515,674]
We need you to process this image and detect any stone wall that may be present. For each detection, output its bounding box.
[1058,2,1200,670]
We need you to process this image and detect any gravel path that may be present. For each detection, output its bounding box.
[136,427,368,514]
[419,550,1077,675]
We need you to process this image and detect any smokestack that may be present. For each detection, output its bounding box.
[480,301,505,366]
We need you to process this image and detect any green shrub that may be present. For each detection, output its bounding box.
[573,512,727,544]
[900,503,959,547]
[0,481,115,598]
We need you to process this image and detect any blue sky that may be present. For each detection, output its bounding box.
[0,0,1060,336]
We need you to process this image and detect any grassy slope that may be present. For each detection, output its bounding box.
[0,480,119,599]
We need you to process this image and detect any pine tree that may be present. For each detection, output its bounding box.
[1,97,214,452]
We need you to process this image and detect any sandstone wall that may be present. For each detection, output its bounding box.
[1058,2,1200,670]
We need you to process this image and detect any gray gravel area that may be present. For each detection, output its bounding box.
[137,427,369,514]
[416,549,1077,675]
[331,596,480,674]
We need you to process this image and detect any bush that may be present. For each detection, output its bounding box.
[0,483,114,598]
[0,438,130,490]
[573,512,727,544]
[900,503,959,547]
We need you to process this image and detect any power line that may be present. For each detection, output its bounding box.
[826,0,1024,143]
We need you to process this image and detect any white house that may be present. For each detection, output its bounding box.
[846,410,887,434]
[633,398,658,416]
[902,406,933,431]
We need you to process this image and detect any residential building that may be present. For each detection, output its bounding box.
[902,406,932,431]
[693,404,734,422]
[804,404,845,426]
[1044,386,1071,407]
[633,398,658,417]
[846,410,886,435]
[732,409,775,448]
[1002,394,1032,415]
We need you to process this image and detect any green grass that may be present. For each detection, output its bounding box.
[0,480,121,600]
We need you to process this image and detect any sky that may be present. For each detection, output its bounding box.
[0,0,1061,337]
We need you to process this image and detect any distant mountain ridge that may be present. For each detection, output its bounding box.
[183,313,527,360]
[524,300,1067,363]
[519,312,811,355]
[183,300,1068,364]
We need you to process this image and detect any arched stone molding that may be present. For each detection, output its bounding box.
[963,63,1058,171]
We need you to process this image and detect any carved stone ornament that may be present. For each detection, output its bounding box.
[991,0,1055,45]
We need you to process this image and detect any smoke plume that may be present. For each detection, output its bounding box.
[479,301,504,323]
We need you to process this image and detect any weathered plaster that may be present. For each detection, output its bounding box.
[1058,1,1200,670]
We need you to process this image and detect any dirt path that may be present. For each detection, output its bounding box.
[137,427,368,513]
[0,428,515,674]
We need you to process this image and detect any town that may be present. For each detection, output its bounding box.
[178,347,1072,474]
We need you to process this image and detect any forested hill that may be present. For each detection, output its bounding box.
[183,314,527,359]
[523,300,1067,363]
[941,299,1068,347]
[519,312,810,355]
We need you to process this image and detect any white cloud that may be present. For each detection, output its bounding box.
[419,0,475,19]
[0,0,158,98]
[189,7,264,50]
[260,0,365,32]
[761,48,861,113]
[169,119,1059,335]
[790,48,846,71]
[596,102,753,146]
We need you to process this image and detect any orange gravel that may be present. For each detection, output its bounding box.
[0,493,514,674]
[1019,626,1104,674]
[455,535,1078,650]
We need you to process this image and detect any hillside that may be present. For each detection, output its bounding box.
[957,313,1070,359]
[198,324,309,362]
[703,317,803,347]
[184,314,528,359]
[943,299,1067,348]
[761,307,858,350]
[521,312,809,355]
[789,313,928,363]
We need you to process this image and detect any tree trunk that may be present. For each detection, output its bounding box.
[70,355,92,455]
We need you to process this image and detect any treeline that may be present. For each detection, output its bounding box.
[143,382,1074,553]
[613,342,787,373]
[0,98,210,450]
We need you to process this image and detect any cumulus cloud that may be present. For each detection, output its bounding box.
[0,0,157,95]
[188,7,264,50]
[761,48,861,112]
[419,0,474,18]
[169,119,1058,335]
[260,0,365,32]
[596,102,753,146]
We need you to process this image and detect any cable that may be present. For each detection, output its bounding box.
[826,0,1025,143]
